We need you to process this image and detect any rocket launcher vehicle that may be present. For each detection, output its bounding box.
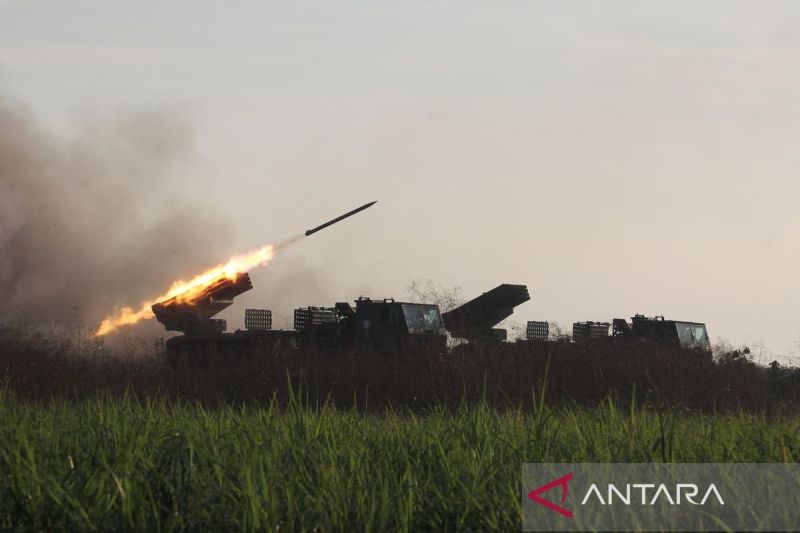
[152,273,253,334]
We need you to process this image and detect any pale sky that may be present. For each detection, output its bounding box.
[2,2,799,360]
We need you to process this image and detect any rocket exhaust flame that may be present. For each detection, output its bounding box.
[95,241,284,336]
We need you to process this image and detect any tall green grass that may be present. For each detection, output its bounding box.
[1,386,797,531]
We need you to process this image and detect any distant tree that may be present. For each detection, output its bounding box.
[405,279,463,312]
[548,321,571,342]
[492,318,525,341]
[714,344,755,366]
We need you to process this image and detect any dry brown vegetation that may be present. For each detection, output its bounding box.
[1,323,799,413]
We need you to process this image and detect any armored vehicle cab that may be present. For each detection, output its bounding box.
[301,297,447,351]
[613,314,710,349]
[353,297,444,335]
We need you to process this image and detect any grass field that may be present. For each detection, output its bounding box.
[2,326,799,530]
[1,386,798,532]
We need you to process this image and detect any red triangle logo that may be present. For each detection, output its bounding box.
[527,472,574,518]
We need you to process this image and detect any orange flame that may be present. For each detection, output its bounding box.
[94,243,276,336]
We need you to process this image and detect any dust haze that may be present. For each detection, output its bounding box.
[0,92,233,330]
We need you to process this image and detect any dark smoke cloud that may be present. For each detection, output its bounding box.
[0,93,233,327]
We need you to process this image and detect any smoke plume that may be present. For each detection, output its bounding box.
[0,93,232,328]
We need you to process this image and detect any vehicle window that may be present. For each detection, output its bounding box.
[675,323,694,347]
[401,305,445,334]
[691,325,709,346]
[675,322,710,348]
